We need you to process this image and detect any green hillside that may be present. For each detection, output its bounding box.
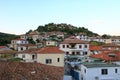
[0,32,19,46]
[37,23,98,36]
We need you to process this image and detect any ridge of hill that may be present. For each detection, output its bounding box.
[0,32,19,46]
[36,23,99,36]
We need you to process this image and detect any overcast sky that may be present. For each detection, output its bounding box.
[0,0,120,35]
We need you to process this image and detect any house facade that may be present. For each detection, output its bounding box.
[17,44,37,52]
[60,36,89,56]
[46,41,58,46]
[9,38,29,50]
[37,46,65,67]
[104,39,112,44]
[102,43,120,51]
[20,30,42,42]
[89,36,104,43]
[80,62,120,80]
[17,46,65,67]
[76,33,89,41]
[111,36,120,44]
[17,48,38,62]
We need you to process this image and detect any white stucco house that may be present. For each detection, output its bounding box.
[76,33,89,41]
[46,40,58,46]
[17,46,65,67]
[17,48,38,62]
[37,46,65,67]
[9,38,29,50]
[59,36,89,56]
[80,62,120,80]
[17,44,37,52]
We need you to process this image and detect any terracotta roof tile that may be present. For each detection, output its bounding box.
[37,46,64,54]
[0,61,64,80]
[19,48,39,53]
[61,36,89,44]
[91,51,120,61]
[89,45,102,51]
[0,50,15,54]
[19,44,36,47]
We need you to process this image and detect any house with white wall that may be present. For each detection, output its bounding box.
[17,48,38,62]
[104,39,112,44]
[46,40,58,46]
[59,36,89,56]
[80,62,120,80]
[20,30,42,42]
[17,44,37,52]
[111,36,120,45]
[17,46,65,67]
[37,46,65,67]
[9,38,29,50]
[102,43,120,51]
[76,33,89,41]
[89,36,104,43]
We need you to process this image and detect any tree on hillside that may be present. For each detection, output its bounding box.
[102,34,111,39]
[26,29,33,34]
[27,38,35,44]
[36,23,99,36]
[0,32,19,46]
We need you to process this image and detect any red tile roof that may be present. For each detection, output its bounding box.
[91,51,120,61]
[89,45,102,51]
[61,36,89,44]
[0,50,15,54]
[19,48,39,53]
[0,61,64,80]
[37,46,64,54]
[19,44,36,47]
[0,46,6,49]
[0,46,15,54]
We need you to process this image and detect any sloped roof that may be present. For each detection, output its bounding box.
[0,46,15,54]
[102,43,120,47]
[37,46,64,54]
[19,48,39,54]
[29,31,39,35]
[91,51,120,61]
[0,61,64,80]
[89,45,102,51]
[18,44,36,47]
[111,36,120,39]
[0,50,15,54]
[61,36,89,44]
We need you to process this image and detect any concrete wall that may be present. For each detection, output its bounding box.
[37,53,64,67]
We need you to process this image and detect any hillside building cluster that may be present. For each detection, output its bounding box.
[0,31,120,80]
